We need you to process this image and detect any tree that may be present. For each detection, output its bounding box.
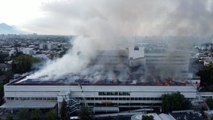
[31,109,42,120]
[206,98,213,109]
[197,64,213,91]
[6,115,13,120]
[0,85,4,105]
[0,52,8,63]
[16,109,31,120]
[78,105,94,120]
[162,92,192,113]
[197,64,213,88]
[60,99,69,120]
[45,109,57,120]
[142,115,154,120]
[12,54,39,74]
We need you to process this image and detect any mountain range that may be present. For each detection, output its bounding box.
[0,23,24,34]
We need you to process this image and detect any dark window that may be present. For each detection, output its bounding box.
[134,47,139,51]
[99,92,130,96]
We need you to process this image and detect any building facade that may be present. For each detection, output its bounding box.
[1,81,197,113]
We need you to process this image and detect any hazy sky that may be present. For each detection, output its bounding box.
[0,0,44,25]
[0,0,213,35]
[0,0,59,33]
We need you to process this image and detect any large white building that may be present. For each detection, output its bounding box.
[1,79,198,113]
[0,46,197,113]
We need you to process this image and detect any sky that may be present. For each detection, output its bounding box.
[0,0,58,33]
[0,0,213,35]
[0,0,44,25]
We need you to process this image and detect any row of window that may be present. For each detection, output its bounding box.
[75,97,162,101]
[99,92,130,96]
[6,97,194,101]
[87,103,161,106]
[6,97,57,101]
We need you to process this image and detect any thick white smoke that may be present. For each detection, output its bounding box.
[26,0,213,36]
[26,0,213,81]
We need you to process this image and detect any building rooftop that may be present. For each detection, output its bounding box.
[0,100,56,109]
[171,111,204,120]
[131,113,176,120]
[8,73,192,86]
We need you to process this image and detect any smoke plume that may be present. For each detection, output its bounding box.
[26,0,213,82]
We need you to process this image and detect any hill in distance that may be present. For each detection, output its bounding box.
[0,23,24,34]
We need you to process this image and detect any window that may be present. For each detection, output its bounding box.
[99,92,130,96]
[134,46,139,51]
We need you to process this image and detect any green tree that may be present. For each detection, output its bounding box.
[16,109,31,120]
[6,115,13,120]
[197,64,213,91]
[0,85,4,105]
[142,115,154,120]
[12,54,39,74]
[206,98,213,109]
[162,92,192,113]
[45,109,57,120]
[60,99,69,120]
[31,109,42,120]
[0,52,8,63]
[78,105,94,120]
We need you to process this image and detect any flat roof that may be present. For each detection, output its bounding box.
[171,111,203,120]
[0,100,56,109]
[8,76,191,86]
[131,113,176,120]
[93,107,119,112]
[159,113,176,120]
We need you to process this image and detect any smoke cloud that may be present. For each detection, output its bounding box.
[25,0,213,36]
[25,0,213,82]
